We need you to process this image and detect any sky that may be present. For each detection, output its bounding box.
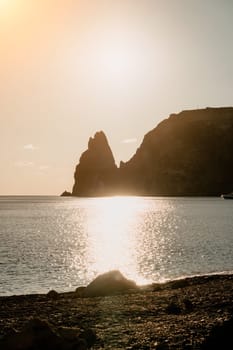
[0,0,233,195]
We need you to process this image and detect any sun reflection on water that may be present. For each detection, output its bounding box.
[2,196,233,295]
[85,196,149,285]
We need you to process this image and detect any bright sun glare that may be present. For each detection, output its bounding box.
[86,36,147,85]
[0,0,14,10]
[85,197,150,285]
[0,0,7,9]
[100,46,135,77]
[0,0,16,17]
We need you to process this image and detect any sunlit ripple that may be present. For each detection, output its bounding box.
[1,196,233,295]
[84,196,149,285]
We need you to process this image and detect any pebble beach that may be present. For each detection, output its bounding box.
[1,273,233,349]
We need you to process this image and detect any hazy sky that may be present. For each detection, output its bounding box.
[1,0,233,195]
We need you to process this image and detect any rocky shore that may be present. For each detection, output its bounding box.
[1,272,233,349]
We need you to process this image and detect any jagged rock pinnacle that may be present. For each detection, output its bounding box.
[72,131,117,196]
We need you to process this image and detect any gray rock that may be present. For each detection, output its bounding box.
[84,270,138,297]
[47,289,59,299]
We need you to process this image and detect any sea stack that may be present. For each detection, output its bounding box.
[72,131,118,196]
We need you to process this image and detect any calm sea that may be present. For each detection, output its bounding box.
[0,196,233,296]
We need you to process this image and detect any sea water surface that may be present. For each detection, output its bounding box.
[0,196,233,296]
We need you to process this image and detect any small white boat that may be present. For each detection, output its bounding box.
[221,192,233,199]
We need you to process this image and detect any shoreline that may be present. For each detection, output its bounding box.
[1,273,233,349]
[1,269,233,298]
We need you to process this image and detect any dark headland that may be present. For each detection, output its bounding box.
[1,271,233,349]
[62,107,233,197]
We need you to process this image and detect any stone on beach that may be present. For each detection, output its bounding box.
[0,317,96,350]
[200,315,233,349]
[47,289,59,299]
[0,318,61,350]
[84,270,138,297]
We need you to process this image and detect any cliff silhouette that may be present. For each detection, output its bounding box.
[70,107,233,196]
[72,131,117,196]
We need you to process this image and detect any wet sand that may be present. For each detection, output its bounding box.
[1,274,233,349]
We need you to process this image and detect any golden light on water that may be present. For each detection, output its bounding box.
[85,196,150,285]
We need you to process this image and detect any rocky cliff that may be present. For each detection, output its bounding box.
[71,107,233,196]
[72,131,117,196]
